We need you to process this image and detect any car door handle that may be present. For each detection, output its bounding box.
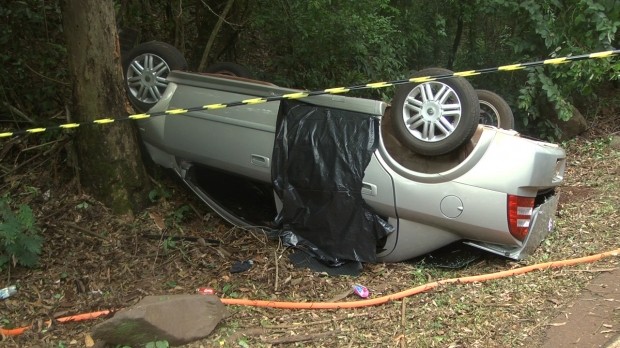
[361,182,377,196]
[250,154,270,168]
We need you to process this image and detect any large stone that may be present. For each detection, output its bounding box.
[610,135,620,150]
[91,294,226,346]
[538,100,587,141]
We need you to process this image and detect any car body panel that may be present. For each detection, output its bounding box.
[138,71,566,262]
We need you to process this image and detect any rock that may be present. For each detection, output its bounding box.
[610,135,620,150]
[537,100,587,141]
[555,105,587,140]
[91,294,226,346]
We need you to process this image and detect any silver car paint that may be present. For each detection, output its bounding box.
[139,71,566,262]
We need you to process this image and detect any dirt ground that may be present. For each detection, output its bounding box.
[541,266,620,347]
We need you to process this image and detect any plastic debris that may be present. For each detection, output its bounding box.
[196,287,215,295]
[352,284,369,298]
[272,100,390,264]
[0,285,17,300]
[230,260,254,273]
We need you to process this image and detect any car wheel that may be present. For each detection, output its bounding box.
[122,41,188,112]
[392,68,480,156]
[204,62,253,78]
[476,89,514,130]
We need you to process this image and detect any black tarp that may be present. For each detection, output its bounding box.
[272,99,390,264]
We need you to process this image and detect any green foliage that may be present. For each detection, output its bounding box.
[170,205,191,223]
[245,0,404,90]
[238,338,250,348]
[1,0,618,141]
[148,186,171,203]
[0,197,43,269]
[164,280,177,288]
[0,0,69,121]
[161,237,177,254]
[145,341,170,348]
[222,283,239,298]
[482,0,619,137]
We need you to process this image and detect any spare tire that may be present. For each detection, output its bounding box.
[476,89,515,130]
[122,41,188,112]
[392,68,480,156]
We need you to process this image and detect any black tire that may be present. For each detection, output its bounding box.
[476,89,515,130]
[391,68,480,156]
[204,62,253,78]
[122,41,188,112]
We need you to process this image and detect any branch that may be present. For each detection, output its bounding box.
[199,0,241,27]
[23,63,70,86]
[198,0,235,71]
[2,102,35,124]
[261,330,341,345]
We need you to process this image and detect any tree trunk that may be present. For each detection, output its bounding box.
[61,0,149,217]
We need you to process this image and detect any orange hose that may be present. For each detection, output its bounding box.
[220,248,620,308]
[2,248,618,337]
[1,310,111,337]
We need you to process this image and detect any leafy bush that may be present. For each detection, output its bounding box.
[0,197,43,269]
[483,0,620,136]
[244,0,404,91]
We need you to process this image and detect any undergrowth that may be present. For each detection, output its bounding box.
[0,196,42,270]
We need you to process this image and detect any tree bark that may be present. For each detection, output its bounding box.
[61,0,149,217]
[447,12,464,70]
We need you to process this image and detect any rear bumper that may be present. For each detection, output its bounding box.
[464,193,560,260]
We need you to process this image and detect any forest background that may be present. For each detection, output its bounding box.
[1,0,619,141]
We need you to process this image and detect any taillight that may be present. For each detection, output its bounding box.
[507,195,535,241]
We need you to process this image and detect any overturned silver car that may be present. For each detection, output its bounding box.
[136,69,565,263]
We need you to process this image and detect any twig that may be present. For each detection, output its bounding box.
[199,0,242,27]
[225,328,269,345]
[151,230,166,274]
[564,268,617,273]
[2,102,35,124]
[22,139,63,152]
[0,135,70,180]
[400,298,407,348]
[0,151,44,179]
[259,313,368,330]
[23,62,70,85]
[141,233,219,245]
[261,330,341,345]
[63,222,107,240]
[274,249,279,292]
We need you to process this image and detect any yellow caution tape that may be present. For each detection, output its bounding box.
[242,98,268,104]
[283,92,309,99]
[324,87,350,94]
[204,103,227,109]
[454,70,480,77]
[409,76,435,83]
[93,118,115,124]
[165,109,188,115]
[366,82,392,88]
[498,64,524,71]
[1,49,618,139]
[59,123,80,128]
[544,57,568,65]
[128,114,150,120]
